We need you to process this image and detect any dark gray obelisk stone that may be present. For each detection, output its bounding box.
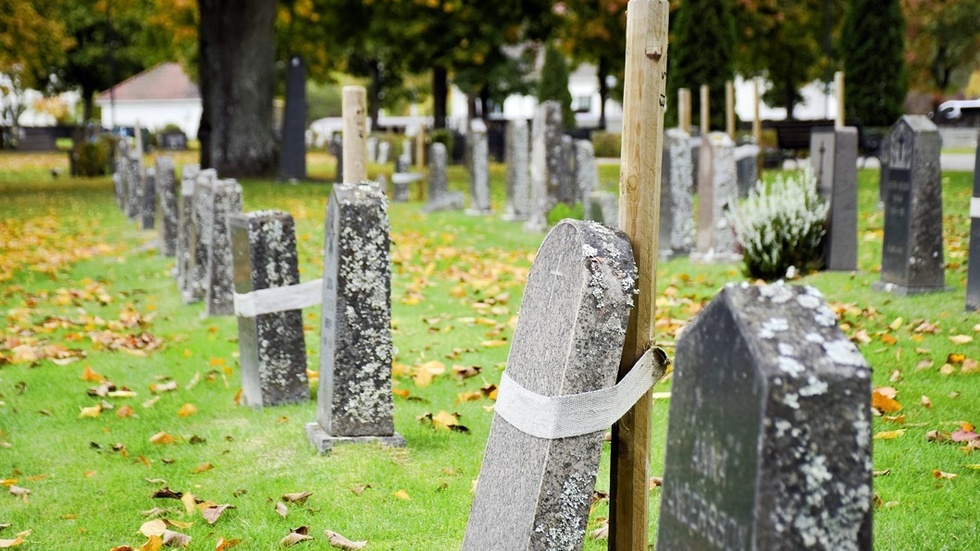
[874,115,945,295]
[187,169,218,303]
[525,101,563,232]
[230,211,310,407]
[574,139,598,205]
[503,119,530,221]
[307,182,405,453]
[657,282,873,551]
[694,132,739,262]
[204,179,244,316]
[176,164,200,286]
[155,156,178,256]
[279,55,307,180]
[140,167,156,230]
[467,120,492,214]
[422,142,465,213]
[463,220,637,551]
[965,141,980,311]
[660,128,695,258]
[810,128,859,271]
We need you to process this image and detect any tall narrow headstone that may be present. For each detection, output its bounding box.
[525,101,563,231]
[874,115,945,295]
[467,120,492,214]
[463,220,638,551]
[176,164,200,286]
[810,128,858,271]
[125,153,142,220]
[967,142,980,311]
[155,157,178,256]
[377,141,390,164]
[306,182,405,453]
[279,55,307,180]
[422,142,465,213]
[503,119,530,221]
[657,282,873,551]
[187,169,218,303]
[734,143,761,199]
[141,167,156,230]
[230,211,309,407]
[694,132,740,262]
[585,191,618,228]
[205,179,244,316]
[557,135,577,205]
[660,128,695,258]
[113,140,130,209]
[574,139,598,205]
[329,135,343,183]
[366,136,378,163]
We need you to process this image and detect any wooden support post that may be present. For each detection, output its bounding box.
[700,84,710,135]
[725,80,736,138]
[342,86,367,183]
[610,1,669,549]
[678,88,691,133]
[835,71,845,129]
[416,126,426,201]
[753,78,763,174]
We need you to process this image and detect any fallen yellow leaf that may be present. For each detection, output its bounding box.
[873,430,906,440]
[78,404,103,418]
[80,365,103,382]
[393,489,411,500]
[139,519,167,537]
[177,403,198,418]
[932,470,957,480]
[149,431,175,445]
[950,335,974,345]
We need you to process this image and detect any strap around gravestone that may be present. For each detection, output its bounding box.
[462,219,637,551]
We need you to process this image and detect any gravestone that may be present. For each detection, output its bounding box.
[422,143,465,213]
[657,282,873,551]
[874,115,945,295]
[279,55,307,180]
[141,167,156,230]
[230,211,310,407]
[366,136,378,163]
[125,153,142,220]
[463,220,638,550]
[557,135,577,205]
[113,141,130,209]
[390,172,421,203]
[660,128,695,258]
[307,182,405,453]
[503,119,530,221]
[574,140,598,206]
[329,135,343,183]
[877,133,890,204]
[395,155,409,174]
[585,191,618,228]
[810,128,858,271]
[734,143,761,199]
[525,101,564,232]
[176,164,200,287]
[967,143,980,311]
[187,169,218,303]
[205,179,244,317]
[694,132,740,262]
[401,138,413,166]
[467,120,492,214]
[155,156,179,256]
[377,141,390,164]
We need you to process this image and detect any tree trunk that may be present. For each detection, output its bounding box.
[433,65,448,129]
[82,86,95,126]
[597,57,609,131]
[197,0,277,177]
[479,84,489,121]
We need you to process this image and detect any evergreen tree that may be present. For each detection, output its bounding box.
[841,0,906,126]
[666,0,736,130]
[538,43,576,128]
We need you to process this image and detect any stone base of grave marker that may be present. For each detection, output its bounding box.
[810,128,858,271]
[204,179,244,316]
[463,220,638,551]
[421,192,466,214]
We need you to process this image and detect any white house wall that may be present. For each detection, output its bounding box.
[95,99,201,138]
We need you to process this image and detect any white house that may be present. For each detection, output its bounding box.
[95,62,201,138]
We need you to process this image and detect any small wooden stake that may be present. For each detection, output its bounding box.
[678,88,691,133]
[753,78,762,174]
[700,84,710,135]
[835,71,845,129]
[610,1,669,549]
[725,79,736,138]
[342,86,367,183]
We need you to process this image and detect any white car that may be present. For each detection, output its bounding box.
[934,98,980,120]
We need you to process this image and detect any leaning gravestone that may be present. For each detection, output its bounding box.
[187,169,218,303]
[204,179,244,316]
[657,282,873,551]
[141,167,156,230]
[230,211,310,407]
[176,164,200,287]
[503,119,530,221]
[463,220,638,550]
[965,142,980,311]
[659,128,695,258]
[810,127,858,271]
[307,182,405,453]
[694,132,739,262]
[574,140,598,206]
[279,55,307,180]
[525,101,564,232]
[155,157,179,256]
[467,120,492,214]
[874,115,945,295]
[421,143,465,213]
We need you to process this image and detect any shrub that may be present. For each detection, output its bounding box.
[70,135,115,177]
[591,131,621,158]
[728,169,828,280]
[547,201,585,227]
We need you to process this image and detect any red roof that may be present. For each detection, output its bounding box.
[96,62,199,102]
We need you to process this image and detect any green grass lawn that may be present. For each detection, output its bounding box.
[1,150,978,550]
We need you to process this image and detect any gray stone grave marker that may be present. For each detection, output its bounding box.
[467,120,492,214]
[574,139,598,206]
[230,210,310,407]
[155,156,178,256]
[525,101,564,232]
[734,143,760,199]
[329,135,343,183]
[279,55,308,180]
[204,179,244,316]
[422,142,464,213]
[874,115,945,295]
[966,141,980,311]
[463,220,638,551]
[503,119,530,221]
[141,167,156,230]
[694,132,740,262]
[176,164,200,286]
[125,153,142,220]
[187,169,218,303]
[366,136,378,163]
[585,191,618,228]
[557,134,577,205]
[810,128,858,271]
[377,141,390,164]
[660,128,695,258]
[657,282,873,551]
[113,140,129,210]
[307,182,405,453]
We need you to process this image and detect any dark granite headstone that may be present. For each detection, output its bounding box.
[660,128,695,258]
[155,157,178,256]
[810,128,858,271]
[503,119,530,221]
[204,179,244,316]
[525,101,563,232]
[279,55,307,180]
[187,169,218,303]
[176,164,200,286]
[463,220,638,550]
[657,282,873,551]
[966,141,980,311]
[140,167,156,230]
[874,115,945,295]
[230,211,310,407]
[329,135,343,183]
[467,120,492,214]
[306,182,405,453]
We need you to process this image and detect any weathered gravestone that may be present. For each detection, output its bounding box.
[574,139,598,205]
[463,220,640,551]
[557,135,577,206]
[175,164,200,285]
[230,211,310,407]
[874,115,945,295]
[279,55,308,180]
[467,120,492,214]
[390,172,420,203]
[125,153,142,220]
[155,156,178,256]
[585,191,618,228]
[525,101,564,232]
[503,119,530,221]
[377,141,390,164]
[657,282,873,551]
[113,140,130,210]
[366,136,378,163]
[329,135,343,183]
[734,143,761,199]
[966,142,980,311]
[307,182,405,453]
[421,142,465,213]
[694,132,740,262]
[141,167,156,230]
[660,128,695,258]
[810,127,858,271]
[204,179,244,316]
[187,169,218,303]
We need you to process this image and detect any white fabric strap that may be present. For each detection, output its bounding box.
[233,279,323,318]
[495,347,662,440]
[971,197,980,219]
